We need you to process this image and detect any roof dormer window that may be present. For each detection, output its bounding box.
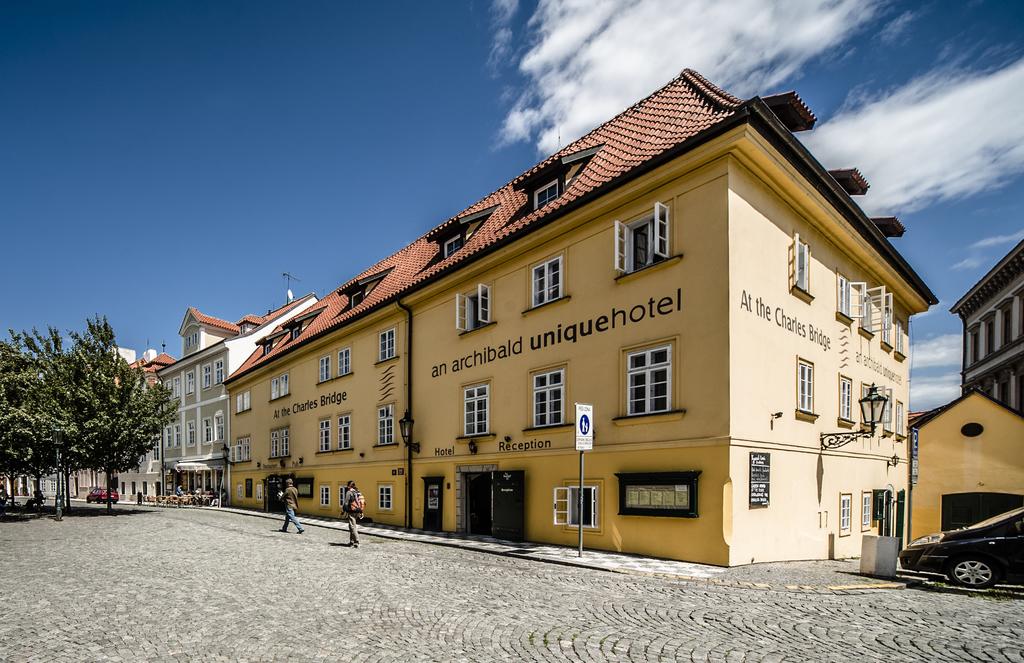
[534,179,560,210]
[443,234,464,258]
[348,290,364,310]
[290,326,302,341]
[262,341,273,356]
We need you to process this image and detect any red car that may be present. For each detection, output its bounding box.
[86,487,119,504]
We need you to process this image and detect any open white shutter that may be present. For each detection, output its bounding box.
[614,221,627,272]
[864,285,886,333]
[849,282,867,320]
[553,487,570,525]
[654,202,669,258]
[883,292,893,335]
[455,293,466,331]
[477,284,490,324]
[789,233,798,288]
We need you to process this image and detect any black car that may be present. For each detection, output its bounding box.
[899,506,1024,589]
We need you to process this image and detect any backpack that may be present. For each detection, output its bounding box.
[346,489,365,514]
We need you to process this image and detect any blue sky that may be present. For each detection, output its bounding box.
[2,1,1022,410]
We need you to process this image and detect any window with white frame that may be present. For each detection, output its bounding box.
[463,384,489,435]
[338,348,351,376]
[862,492,872,529]
[895,320,905,354]
[164,426,172,449]
[837,274,851,317]
[256,482,263,501]
[443,235,463,258]
[174,424,181,447]
[236,436,250,462]
[883,387,893,433]
[172,377,181,398]
[533,368,564,427]
[271,373,289,399]
[626,345,671,415]
[186,371,195,394]
[203,418,213,443]
[896,400,905,436]
[379,484,393,510]
[797,360,814,414]
[214,360,224,384]
[377,404,394,445]
[290,325,302,341]
[881,293,893,346]
[532,256,563,307]
[839,376,853,421]
[553,485,598,528]
[281,427,289,456]
[614,203,670,274]
[840,494,852,533]
[236,484,243,499]
[851,283,886,334]
[320,485,330,506]
[455,284,491,331]
[236,391,251,413]
[270,429,279,457]
[319,356,331,383]
[319,419,331,452]
[534,179,560,210]
[187,421,196,447]
[215,414,224,441]
[338,414,351,450]
[202,364,212,389]
[792,233,810,292]
[379,328,396,361]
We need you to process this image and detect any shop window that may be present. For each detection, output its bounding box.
[319,356,331,383]
[377,404,394,445]
[534,179,560,210]
[791,233,810,293]
[532,256,563,307]
[797,359,814,414]
[319,419,331,452]
[839,376,853,422]
[463,384,489,435]
[338,348,351,376]
[616,472,699,517]
[338,414,351,450]
[320,485,330,507]
[840,493,852,535]
[379,328,396,361]
[837,273,851,317]
[614,202,670,274]
[533,368,564,427]
[626,345,671,415]
[202,364,212,389]
[455,284,491,331]
[443,234,464,258]
[553,485,598,528]
[379,484,393,510]
[237,483,244,500]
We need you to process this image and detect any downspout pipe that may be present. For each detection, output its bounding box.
[397,299,414,529]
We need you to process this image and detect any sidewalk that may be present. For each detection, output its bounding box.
[205,505,906,593]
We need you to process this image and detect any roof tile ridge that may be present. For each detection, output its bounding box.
[678,68,744,110]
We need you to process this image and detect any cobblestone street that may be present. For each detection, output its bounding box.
[1,507,1021,662]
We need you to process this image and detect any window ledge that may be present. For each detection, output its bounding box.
[374,442,399,448]
[236,408,251,415]
[790,285,814,304]
[374,356,399,366]
[881,430,894,438]
[522,423,574,434]
[456,433,497,441]
[612,409,686,426]
[269,394,290,403]
[795,409,819,423]
[458,321,496,337]
[316,448,354,455]
[268,454,292,460]
[614,255,683,284]
[836,417,856,429]
[522,295,571,316]
[895,434,907,442]
[835,311,854,326]
[893,351,906,363]
[858,327,875,340]
[880,341,893,353]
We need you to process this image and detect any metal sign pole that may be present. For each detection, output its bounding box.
[578,449,584,557]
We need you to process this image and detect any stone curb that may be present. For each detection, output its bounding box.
[193,505,909,594]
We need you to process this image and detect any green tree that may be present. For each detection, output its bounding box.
[0,335,42,493]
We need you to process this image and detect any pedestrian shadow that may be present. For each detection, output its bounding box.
[328,542,356,547]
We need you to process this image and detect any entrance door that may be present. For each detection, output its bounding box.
[266,475,286,513]
[492,470,525,541]
[423,477,444,531]
[467,472,492,535]
[942,492,1024,530]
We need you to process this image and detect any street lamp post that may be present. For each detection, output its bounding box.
[53,429,63,521]
[819,384,889,450]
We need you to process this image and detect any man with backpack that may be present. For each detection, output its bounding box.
[342,480,364,547]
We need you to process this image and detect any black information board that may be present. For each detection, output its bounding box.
[749,452,770,507]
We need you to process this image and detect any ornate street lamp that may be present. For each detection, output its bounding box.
[399,411,419,453]
[820,384,888,450]
[53,428,63,521]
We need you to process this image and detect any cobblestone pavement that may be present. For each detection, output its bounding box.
[1,507,1021,662]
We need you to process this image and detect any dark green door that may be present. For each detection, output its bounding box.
[941,492,1024,530]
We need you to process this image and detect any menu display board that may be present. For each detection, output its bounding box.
[749,452,770,507]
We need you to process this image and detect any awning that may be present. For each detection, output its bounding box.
[174,462,211,472]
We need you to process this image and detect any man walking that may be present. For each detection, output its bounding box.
[279,478,304,534]
[342,480,363,547]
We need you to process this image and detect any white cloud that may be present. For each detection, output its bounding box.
[804,58,1024,214]
[951,256,985,271]
[500,0,881,153]
[878,10,916,44]
[911,333,962,369]
[969,228,1024,250]
[488,0,521,71]
[910,372,961,411]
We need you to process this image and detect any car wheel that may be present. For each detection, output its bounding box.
[947,557,1001,589]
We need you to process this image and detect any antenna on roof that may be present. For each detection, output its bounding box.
[161,341,166,354]
[283,272,301,304]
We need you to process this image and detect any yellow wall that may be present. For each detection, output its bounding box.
[911,393,1024,539]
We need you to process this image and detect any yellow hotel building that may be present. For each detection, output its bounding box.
[224,70,936,565]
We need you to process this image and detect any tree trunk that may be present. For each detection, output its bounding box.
[63,469,71,511]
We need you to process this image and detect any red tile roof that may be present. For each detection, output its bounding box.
[130,352,177,374]
[187,307,241,335]
[236,314,265,327]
